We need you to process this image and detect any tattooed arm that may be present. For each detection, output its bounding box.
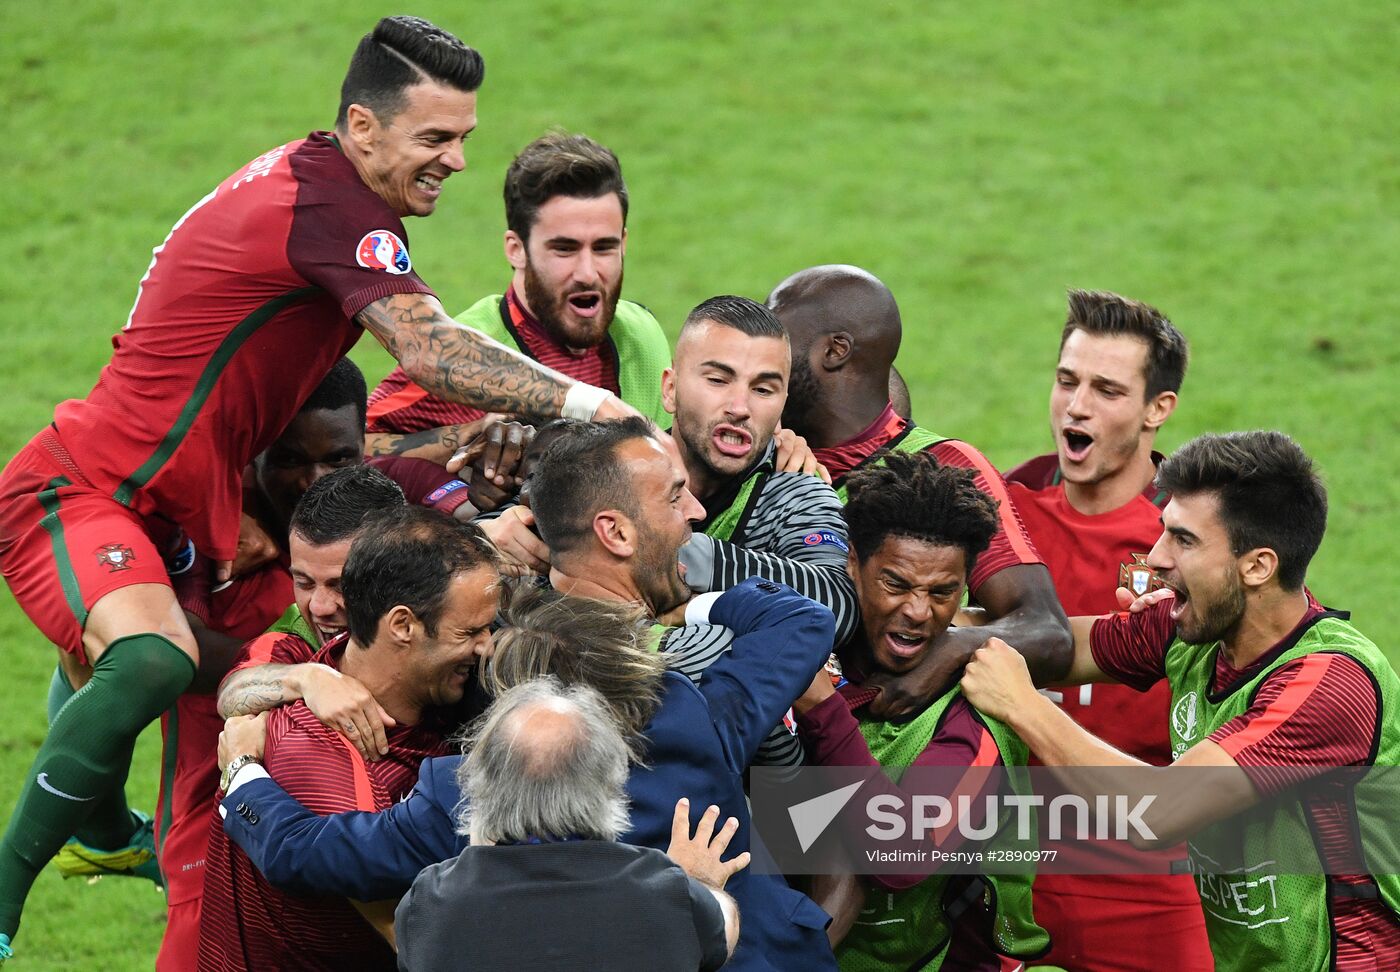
[218,663,395,761]
[363,423,478,462]
[357,292,635,421]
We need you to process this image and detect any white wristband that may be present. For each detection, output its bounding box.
[562,383,612,421]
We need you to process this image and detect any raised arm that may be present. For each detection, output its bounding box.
[356,292,634,422]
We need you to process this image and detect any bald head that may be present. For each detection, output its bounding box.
[766,265,902,441]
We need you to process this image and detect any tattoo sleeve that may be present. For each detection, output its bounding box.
[217,664,303,718]
[364,424,472,463]
[358,292,570,421]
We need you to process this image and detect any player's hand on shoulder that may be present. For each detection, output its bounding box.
[218,712,269,772]
[773,426,831,483]
[1115,585,1175,614]
[667,799,749,890]
[478,505,549,576]
[961,637,1036,722]
[302,666,396,761]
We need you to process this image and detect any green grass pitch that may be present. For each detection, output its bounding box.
[1,1,1397,966]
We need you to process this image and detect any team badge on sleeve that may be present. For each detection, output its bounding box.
[95,543,137,572]
[801,531,849,552]
[356,230,412,275]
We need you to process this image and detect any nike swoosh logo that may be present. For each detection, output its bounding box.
[36,773,96,802]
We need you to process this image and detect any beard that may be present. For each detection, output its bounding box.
[635,523,690,618]
[781,356,820,438]
[1177,572,1247,645]
[522,259,623,350]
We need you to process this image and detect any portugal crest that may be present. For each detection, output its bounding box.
[1118,552,1162,597]
[95,543,136,572]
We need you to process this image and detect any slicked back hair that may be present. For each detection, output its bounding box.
[844,451,999,574]
[303,357,368,429]
[528,416,657,556]
[1059,289,1188,399]
[290,465,405,546]
[485,584,665,762]
[682,295,788,341]
[455,677,631,843]
[1156,431,1326,591]
[336,16,484,128]
[504,132,628,244]
[343,506,499,645]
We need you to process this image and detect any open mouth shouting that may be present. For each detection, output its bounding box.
[565,291,603,318]
[711,423,754,460]
[1061,427,1094,463]
[882,629,929,659]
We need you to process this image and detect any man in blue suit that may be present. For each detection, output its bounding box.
[215,418,838,970]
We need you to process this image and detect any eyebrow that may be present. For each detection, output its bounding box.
[543,234,622,247]
[753,371,786,384]
[1163,521,1199,543]
[699,360,737,377]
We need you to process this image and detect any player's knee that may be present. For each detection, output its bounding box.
[92,634,197,728]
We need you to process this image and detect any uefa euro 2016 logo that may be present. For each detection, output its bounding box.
[356,230,412,275]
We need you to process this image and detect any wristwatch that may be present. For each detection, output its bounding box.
[220,754,262,793]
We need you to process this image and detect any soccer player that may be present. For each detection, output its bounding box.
[766,265,1070,715]
[156,467,406,972]
[198,506,500,971]
[1002,290,1210,970]
[365,131,672,460]
[664,296,859,651]
[794,451,1049,970]
[962,430,1400,972]
[0,17,631,956]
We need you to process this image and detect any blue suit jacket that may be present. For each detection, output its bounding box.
[221,579,837,972]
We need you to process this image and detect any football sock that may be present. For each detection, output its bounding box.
[0,635,193,938]
[45,666,140,851]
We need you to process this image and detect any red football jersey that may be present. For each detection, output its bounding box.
[367,287,619,432]
[814,403,1042,593]
[52,132,433,562]
[1005,454,1211,970]
[197,637,452,971]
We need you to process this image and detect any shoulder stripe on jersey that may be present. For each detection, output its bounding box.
[366,381,430,423]
[113,286,320,506]
[335,733,378,812]
[1215,653,1334,756]
[931,441,1040,565]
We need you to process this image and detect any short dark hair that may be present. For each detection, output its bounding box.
[303,357,368,429]
[843,451,1000,574]
[343,506,499,644]
[336,16,484,128]
[290,465,405,545]
[504,132,628,244]
[682,295,788,340]
[1059,290,1188,399]
[529,417,657,556]
[1155,431,1326,591]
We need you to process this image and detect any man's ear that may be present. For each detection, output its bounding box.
[343,103,379,153]
[1238,547,1279,591]
[1144,390,1178,431]
[846,547,860,585]
[822,332,855,372]
[593,510,637,558]
[661,367,678,415]
[504,230,528,272]
[383,604,417,647]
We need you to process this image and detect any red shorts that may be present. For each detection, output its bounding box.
[156,896,202,972]
[0,430,178,660]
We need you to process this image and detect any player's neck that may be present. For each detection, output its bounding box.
[1062,449,1158,516]
[549,564,647,614]
[1220,588,1312,670]
[675,439,727,504]
[802,384,887,450]
[341,639,424,726]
